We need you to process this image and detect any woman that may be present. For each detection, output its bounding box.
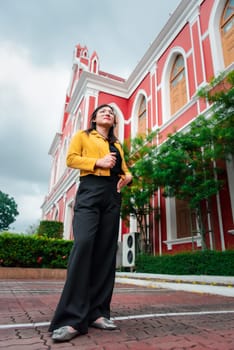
[49,104,132,342]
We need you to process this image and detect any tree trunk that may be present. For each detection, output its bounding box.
[196,204,207,250]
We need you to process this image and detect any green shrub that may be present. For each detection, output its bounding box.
[37,220,63,239]
[0,232,73,268]
[135,250,234,276]
[1,232,233,275]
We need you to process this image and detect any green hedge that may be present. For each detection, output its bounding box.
[1,233,234,275]
[37,220,64,239]
[0,233,73,268]
[135,250,234,276]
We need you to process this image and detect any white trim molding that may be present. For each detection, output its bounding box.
[164,236,202,250]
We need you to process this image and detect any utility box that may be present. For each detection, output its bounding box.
[122,232,135,267]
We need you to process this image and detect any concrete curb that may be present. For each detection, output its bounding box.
[116,272,234,285]
[1,268,233,297]
[116,272,234,297]
[0,267,66,279]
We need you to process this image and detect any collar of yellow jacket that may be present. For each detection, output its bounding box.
[90,129,120,144]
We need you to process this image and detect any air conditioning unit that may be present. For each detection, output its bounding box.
[122,232,135,267]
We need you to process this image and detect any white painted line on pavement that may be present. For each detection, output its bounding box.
[0,322,49,330]
[113,309,234,320]
[1,310,234,330]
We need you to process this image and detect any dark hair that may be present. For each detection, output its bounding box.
[85,104,118,143]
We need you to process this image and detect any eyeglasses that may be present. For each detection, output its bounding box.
[98,108,115,116]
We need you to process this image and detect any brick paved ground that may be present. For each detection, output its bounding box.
[0,280,234,349]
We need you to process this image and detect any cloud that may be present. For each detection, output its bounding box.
[0,41,69,232]
[0,0,181,233]
[5,181,45,233]
[0,0,180,76]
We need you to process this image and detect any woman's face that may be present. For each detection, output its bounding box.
[94,106,115,128]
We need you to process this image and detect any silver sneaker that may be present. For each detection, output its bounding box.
[52,326,79,342]
[91,317,118,330]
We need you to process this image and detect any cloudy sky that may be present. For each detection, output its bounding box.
[0,0,181,233]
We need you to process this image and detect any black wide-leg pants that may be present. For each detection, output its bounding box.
[49,175,121,334]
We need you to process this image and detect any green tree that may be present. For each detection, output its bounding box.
[121,131,159,253]
[121,70,233,252]
[198,70,234,157]
[0,191,19,231]
[26,220,40,235]
[152,70,234,250]
[153,72,234,249]
[152,123,223,250]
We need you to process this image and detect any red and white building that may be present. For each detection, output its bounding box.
[41,0,234,256]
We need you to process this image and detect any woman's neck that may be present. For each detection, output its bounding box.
[96,126,109,139]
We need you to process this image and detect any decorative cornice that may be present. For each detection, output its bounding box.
[125,0,200,94]
[66,1,206,110]
[41,169,79,213]
[67,72,128,114]
[48,132,62,156]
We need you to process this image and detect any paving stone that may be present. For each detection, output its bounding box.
[0,279,234,349]
[0,337,47,350]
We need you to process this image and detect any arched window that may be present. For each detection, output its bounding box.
[170,54,187,115]
[92,59,97,73]
[176,199,195,238]
[57,138,68,179]
[220,0,234,67]
[110,105,124,143]
[138,95,147,135]
[114,114,120,138]
[54,208,59,221]
[165,197,200,250]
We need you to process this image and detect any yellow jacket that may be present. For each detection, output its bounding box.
[66,130,131,178]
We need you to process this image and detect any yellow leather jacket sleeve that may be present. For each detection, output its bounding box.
[66,130,131,178]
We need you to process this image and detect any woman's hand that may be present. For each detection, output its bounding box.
[95,152,116,169]
[117,174,133,193]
